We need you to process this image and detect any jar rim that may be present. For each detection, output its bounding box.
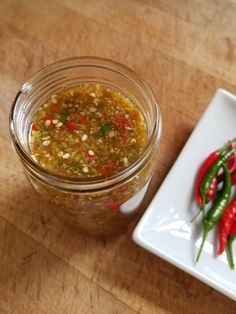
[9,56,162,191]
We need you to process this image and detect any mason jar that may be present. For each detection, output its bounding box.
[9,57,162,236]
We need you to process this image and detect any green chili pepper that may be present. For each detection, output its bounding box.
[99,124,113,136]
[61,113,68,124]
[200,148,235,218]
[227,235,235,269]
[226,219,236,269]
[196,164,231,263]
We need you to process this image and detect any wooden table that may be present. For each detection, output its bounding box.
[1,0,236,313]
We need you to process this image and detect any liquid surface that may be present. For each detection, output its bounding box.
[30,84,147,177]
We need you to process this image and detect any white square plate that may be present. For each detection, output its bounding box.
[133,89,236,301]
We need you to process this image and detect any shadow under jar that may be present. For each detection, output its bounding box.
[9,57,162,236]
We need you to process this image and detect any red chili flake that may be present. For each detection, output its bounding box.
[114,115,129,127]
[32,123,37,131]
[101,162,116,176]
[106,199,119,212]
[66,120,77,131]
[77,115,86,124]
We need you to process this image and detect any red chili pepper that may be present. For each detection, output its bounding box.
[114,115,129,127]
[195,142,235,206]
[230,170,236,185]
[217,199,236,255]
[227,221,236,269]
[101,162,116,176]
[66,120,77,131]
[195,151,221,206]
[227,151,236,172]
[196,164,232,263]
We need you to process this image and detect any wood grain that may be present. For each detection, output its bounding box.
[1,0,236,313]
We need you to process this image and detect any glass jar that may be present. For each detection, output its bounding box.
[9,57,162,236]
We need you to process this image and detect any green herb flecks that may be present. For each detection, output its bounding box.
[61,113,68,124]
[99,124,113,137]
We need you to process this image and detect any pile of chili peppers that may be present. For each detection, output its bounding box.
[194,139,236,268]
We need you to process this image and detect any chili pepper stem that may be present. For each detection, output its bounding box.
[219,141,232,154]
[227,137,236,148]
[190,208,201,223]
[196,222,211,263]
[227,236,235,270]
[201,195,206,220]
[221,138,236,153]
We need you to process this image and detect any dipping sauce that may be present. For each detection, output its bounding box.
[30,84,148,178]
[10,57,161,236]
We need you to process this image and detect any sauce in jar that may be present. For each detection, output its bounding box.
[10,58,161,236]
[30,84,148,178]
